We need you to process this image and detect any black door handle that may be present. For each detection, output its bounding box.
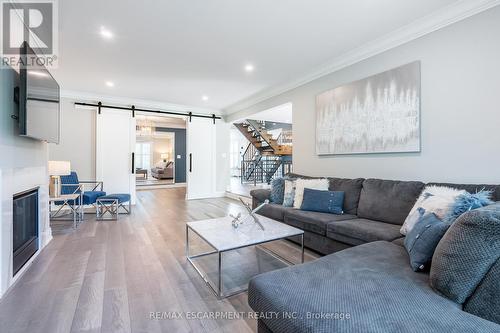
[189,153,192,172]
[131,152,135,173]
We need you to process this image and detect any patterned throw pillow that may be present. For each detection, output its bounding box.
[270,177,285,204]
[400,186,466,235]
[404,213,450,272]
[282,179,297,207]
[293,178,329,209]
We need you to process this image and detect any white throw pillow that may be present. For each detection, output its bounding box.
[293,178,329,209]
[283,179,297,207]
[400,185,466,235]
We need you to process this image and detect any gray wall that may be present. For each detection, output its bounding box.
[49,98,96,180]
[227,7,500,184]
[1,68,48,169]
[156,127,186,183]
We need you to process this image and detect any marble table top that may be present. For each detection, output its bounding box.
[187,214,303,252]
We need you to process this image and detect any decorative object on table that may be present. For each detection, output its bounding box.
[300,188,345,214]
[160,153,168,163]
[48,160,71,197]
[230,198,268,230]
[443,189,493,223]
[282,179,297,207]
[400,185,466,235]
[293,178,329,209]
[404,212,450,272]
[316,61,421,155]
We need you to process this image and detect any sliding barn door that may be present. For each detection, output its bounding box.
[96,109,136,204]
[186,117,216,199]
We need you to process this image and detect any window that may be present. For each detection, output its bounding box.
[135,142,152,170]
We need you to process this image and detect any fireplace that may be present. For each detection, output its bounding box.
[13,188,39,275]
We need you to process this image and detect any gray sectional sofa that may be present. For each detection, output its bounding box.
[251,176,500,254]
[249,176,500,332]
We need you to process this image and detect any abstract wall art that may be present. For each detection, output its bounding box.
[316,61,421,155]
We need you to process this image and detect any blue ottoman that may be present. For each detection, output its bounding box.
[96,193,131,220]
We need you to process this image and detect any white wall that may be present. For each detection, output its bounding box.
[0,67,51,298]
[49,98,96,180]
[226,7,500,184]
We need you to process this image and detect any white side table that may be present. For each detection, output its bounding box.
[49,193,83,229]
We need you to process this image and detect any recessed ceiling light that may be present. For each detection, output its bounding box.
[100,26,114,39]
[105,81,114,87]
[244,64,255,72]
[202,95,209,101]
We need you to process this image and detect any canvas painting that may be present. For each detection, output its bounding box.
[316,61,421,155]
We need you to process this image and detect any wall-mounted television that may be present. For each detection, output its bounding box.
[18,41,60,144]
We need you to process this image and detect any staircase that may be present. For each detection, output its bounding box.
[234,119,292,156]
[235,119,293,184]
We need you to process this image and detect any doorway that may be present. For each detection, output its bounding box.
[135,114,186,189]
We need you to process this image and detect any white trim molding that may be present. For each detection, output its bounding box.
[223,0,500,114]
[61,89,223,116]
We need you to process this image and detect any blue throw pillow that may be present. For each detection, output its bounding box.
[300,188,344,214]
[404,213,450,272]
[270,177,285,204]
[443,190,493,223]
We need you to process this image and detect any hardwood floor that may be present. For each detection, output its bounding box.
[0,188,317,333]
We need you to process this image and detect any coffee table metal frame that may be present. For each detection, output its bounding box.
[186,221,304,299]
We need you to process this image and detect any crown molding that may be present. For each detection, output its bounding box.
[61,89,222,116]
[223,0,500,115]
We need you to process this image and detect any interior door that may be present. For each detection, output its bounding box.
[186,117,216,199]
[96,108,136,204]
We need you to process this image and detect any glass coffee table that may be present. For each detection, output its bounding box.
[186,214,304,298]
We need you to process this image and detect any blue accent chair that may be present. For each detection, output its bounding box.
[59,171,106,205]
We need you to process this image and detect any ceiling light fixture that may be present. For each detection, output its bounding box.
[105,81,115,87]
[202,95,209,101]
[244,64,255,72]
[100,26,114,39]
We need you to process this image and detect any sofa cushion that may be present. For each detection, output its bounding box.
[82,191,106,205]
[248,241,500,333]
[464,258,500,324]
[327,218,402,245]
[428,182,500,202]
[392,237,405,247]
[357,179,425,225]
[328,177,365,215]
[284,210,356,236]
[430,203,500,304]
[257,203,292,222]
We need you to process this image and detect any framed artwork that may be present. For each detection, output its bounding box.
[316,61,421,155]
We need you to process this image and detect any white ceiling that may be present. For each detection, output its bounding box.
[235,103,293,124]
[53,0,463,113]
